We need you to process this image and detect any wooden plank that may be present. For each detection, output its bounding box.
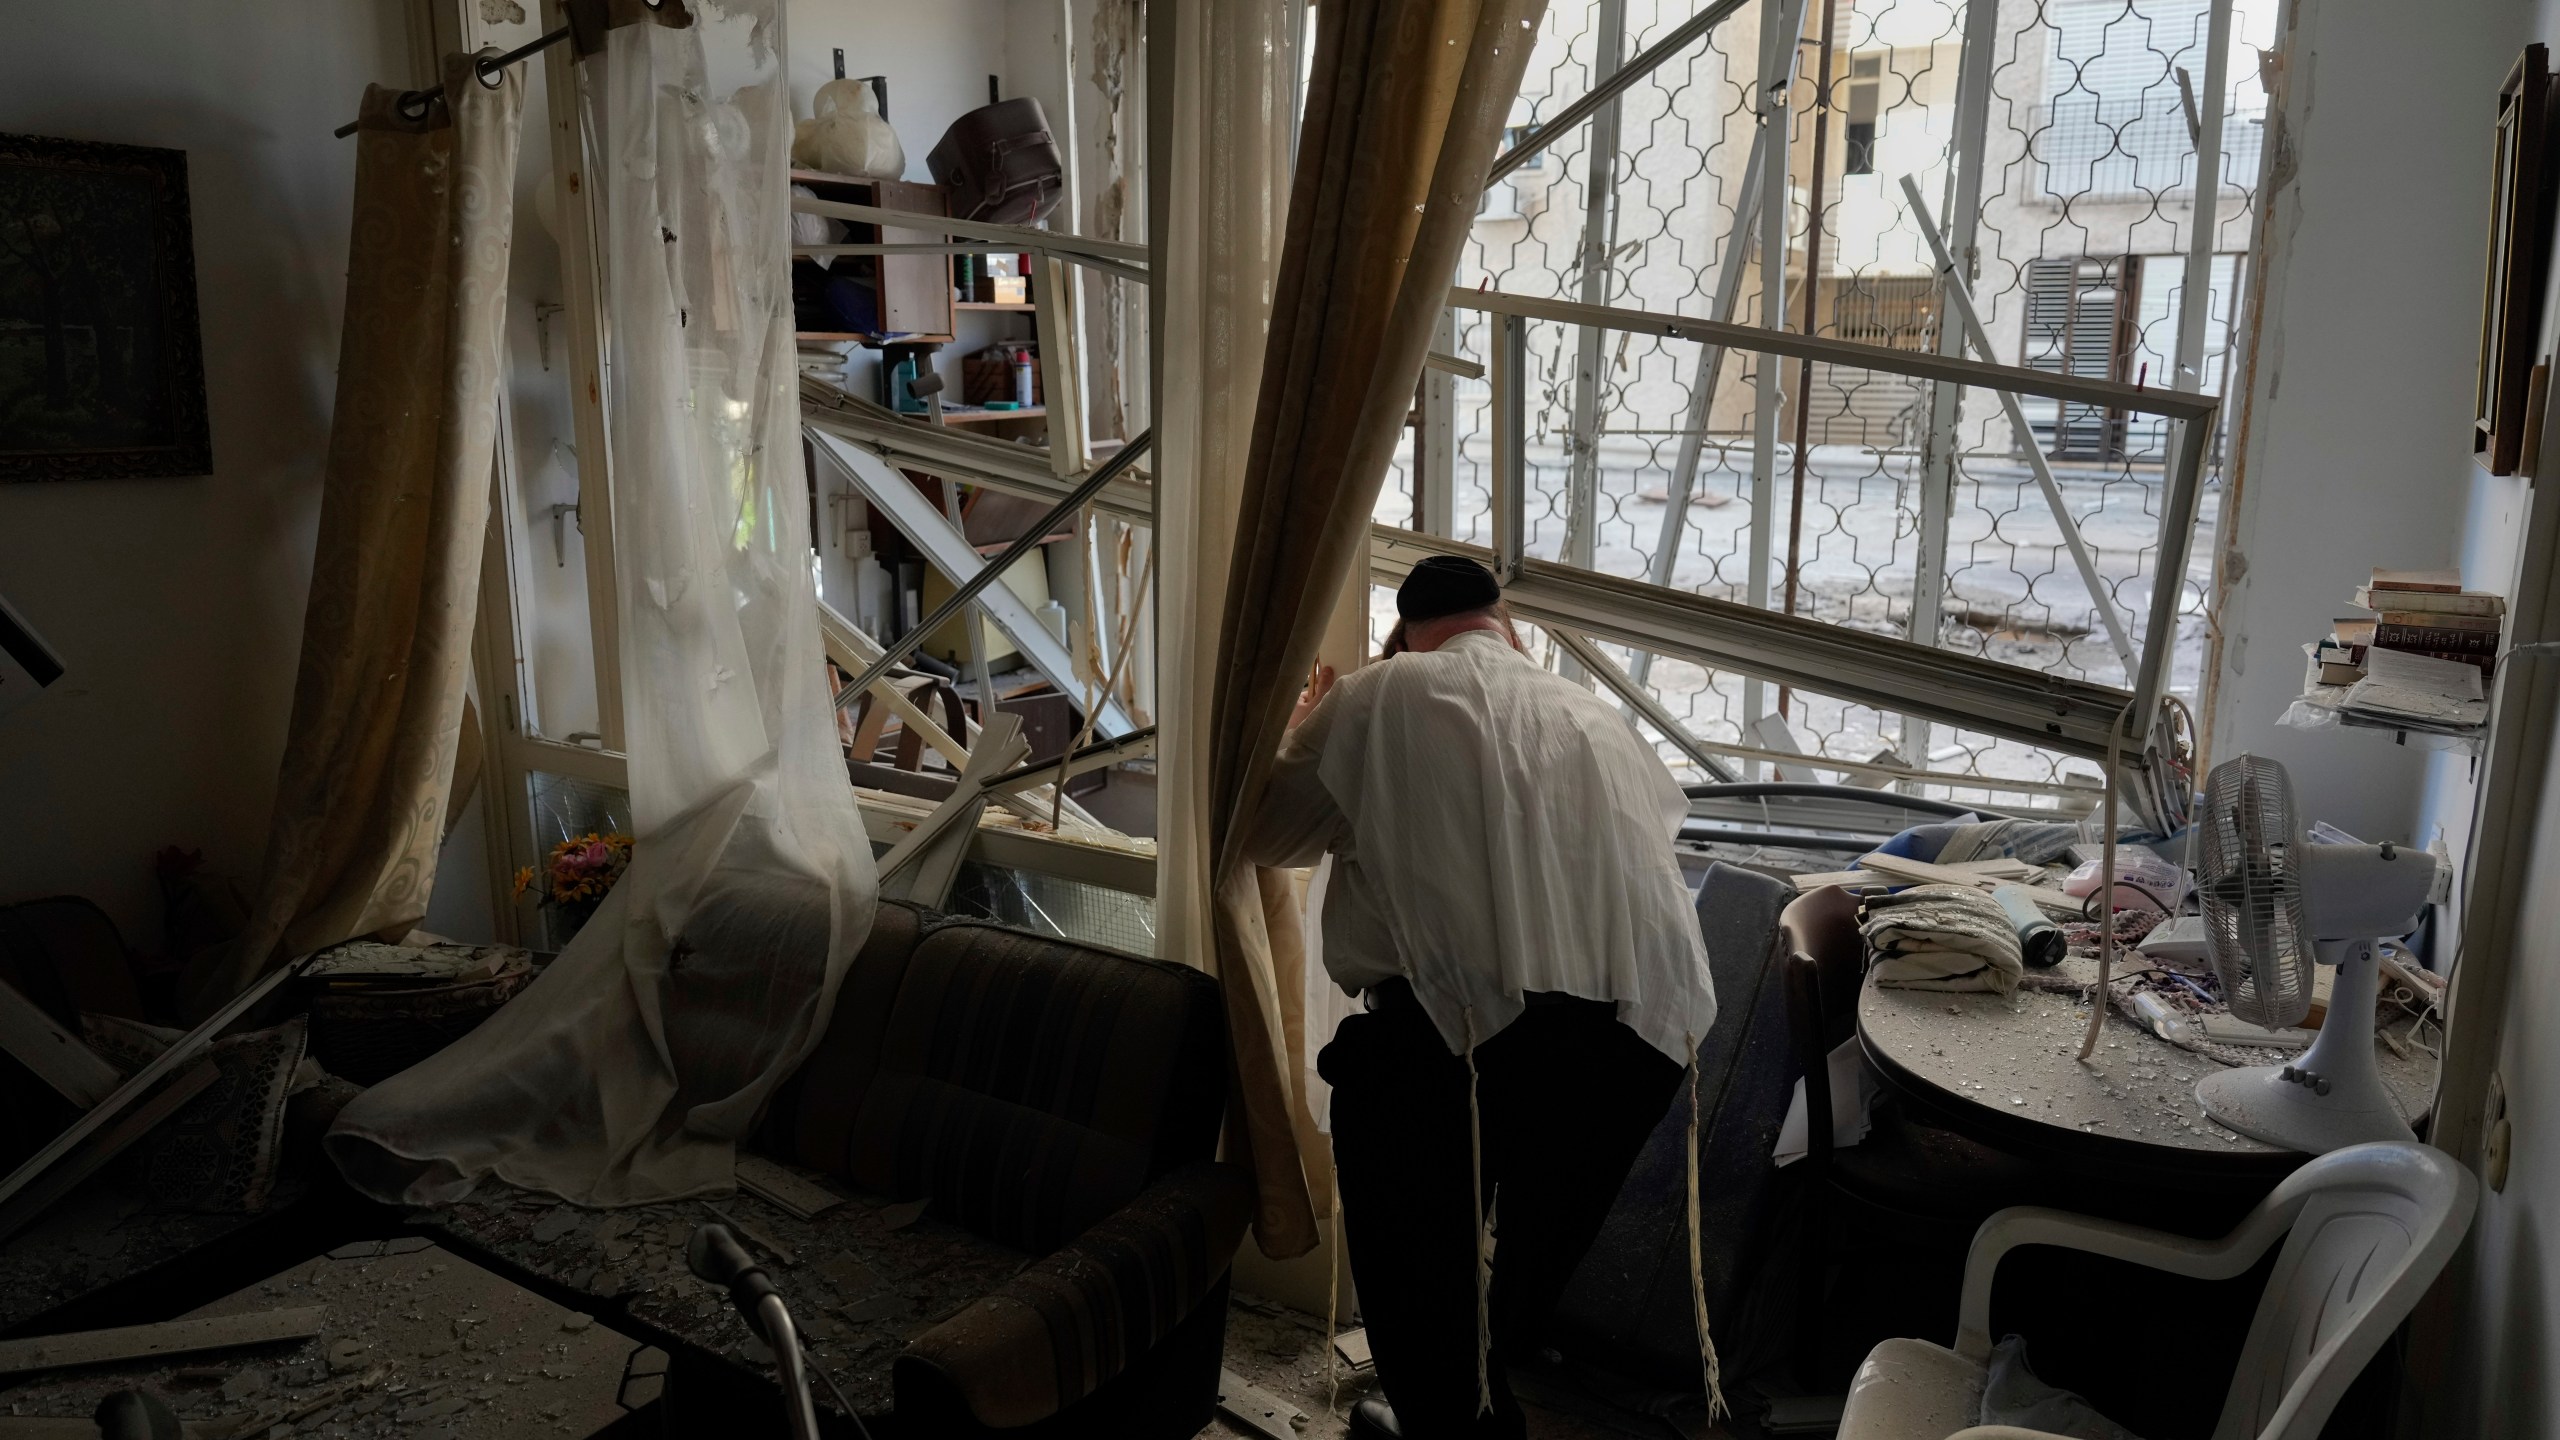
[0,959,303,1223]
[1214,1368,1302,1440]
[879,715,1031,908]
[0,978,120,1108]
[734,1156,845,1220]
[0,1062,218,1242]
[0,1306,328,1378]
[869,179,956,339]
[0,1421,226,1438]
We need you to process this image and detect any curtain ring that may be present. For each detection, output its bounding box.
[396,90,432,121]
[643,0,665,9]
[474,54,507,90]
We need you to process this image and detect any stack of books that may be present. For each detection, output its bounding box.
[2310,568,2506,689]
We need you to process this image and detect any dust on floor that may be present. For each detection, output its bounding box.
[0,1238,642,1437]
[1202,1293,1729,1440]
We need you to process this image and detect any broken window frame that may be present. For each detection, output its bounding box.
[458,4,1160,946]
[1434,282,2215,768]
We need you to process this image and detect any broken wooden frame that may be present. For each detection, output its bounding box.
[1442,284,2217,763]
[0,957,309,1241]
[810,311,2164,794]
[873,712,1033,910]
[813,599,1109,835]
[808,431,1139,736]
[0,1305,330,1378]
[982,726,1158,797]
[826,431,1156,713]
[0,977,121,1110]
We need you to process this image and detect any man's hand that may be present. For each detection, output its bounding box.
[1288,661,1337,730]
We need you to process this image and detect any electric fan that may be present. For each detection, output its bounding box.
[2191,754,2435,1153]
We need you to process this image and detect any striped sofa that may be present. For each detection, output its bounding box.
[755,900,1251,1436]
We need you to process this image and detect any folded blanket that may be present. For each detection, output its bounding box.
[1861,884,2024,995]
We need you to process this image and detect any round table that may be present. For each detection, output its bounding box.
[1856,954,2441,1191]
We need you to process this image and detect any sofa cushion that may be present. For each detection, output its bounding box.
[899,1160,1253,1427]
[838,922,1226,1254]
[757,899,930,1169]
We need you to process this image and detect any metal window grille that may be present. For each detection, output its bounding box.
[1382,0,2269,801]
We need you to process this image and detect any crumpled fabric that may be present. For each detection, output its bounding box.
[1861,884,2024,994]
[327,5,876,1208]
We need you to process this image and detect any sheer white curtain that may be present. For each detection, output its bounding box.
[330,0,878,1206]
[1156,0,1320,1256]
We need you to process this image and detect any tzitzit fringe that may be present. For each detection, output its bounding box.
[1464,1006,1495,1420]
[1684,1032,1728,1421]
[1325,1160,1343,1416]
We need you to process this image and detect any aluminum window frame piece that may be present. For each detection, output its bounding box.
[1438,283,2216,762]
[809,430,1141,737]
[801,379,1155,527]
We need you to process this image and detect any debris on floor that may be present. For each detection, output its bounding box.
[1204,1293,1733,1440]
[0,1239,636,1437]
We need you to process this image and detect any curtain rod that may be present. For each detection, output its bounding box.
[334,24,571,138]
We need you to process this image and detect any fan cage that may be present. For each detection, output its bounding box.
[2198,754,2315,1027]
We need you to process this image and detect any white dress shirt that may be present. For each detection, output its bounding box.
[1245,630,1716,1065]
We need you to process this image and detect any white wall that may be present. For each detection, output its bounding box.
[0,0,415,950]
[2441,0,2560,1425]
[789,0,1011,175]
[2207,0,2518,845]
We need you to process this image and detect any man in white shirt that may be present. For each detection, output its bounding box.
[1247,555,1716,1440]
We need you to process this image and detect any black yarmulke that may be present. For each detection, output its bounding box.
[1396,554,1502,621]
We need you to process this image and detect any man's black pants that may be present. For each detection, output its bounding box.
[1319,983,1683,1439]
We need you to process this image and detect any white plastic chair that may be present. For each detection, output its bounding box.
[1835,1141,2478,1440]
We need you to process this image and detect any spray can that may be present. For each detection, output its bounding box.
[1011,347,1036,407]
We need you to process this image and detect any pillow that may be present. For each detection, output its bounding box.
[81,1014,311,1214]
[1979,1335,2147,1440]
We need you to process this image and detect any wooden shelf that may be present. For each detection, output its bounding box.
[955,302,1038,312]
[791,167,894,187]
[941,406,1047,425]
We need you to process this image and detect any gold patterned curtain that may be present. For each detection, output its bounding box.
[182,54,524,1015]
[1189,0,1547,1258]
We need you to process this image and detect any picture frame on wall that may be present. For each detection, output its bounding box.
[2477,45,2560,477]
[0,132,212,481]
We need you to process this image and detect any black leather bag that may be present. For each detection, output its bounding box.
[927,98,1064,225]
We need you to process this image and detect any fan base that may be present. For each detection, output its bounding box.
[2198,1064,2415,1153]
[2197,942,2414,1154]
